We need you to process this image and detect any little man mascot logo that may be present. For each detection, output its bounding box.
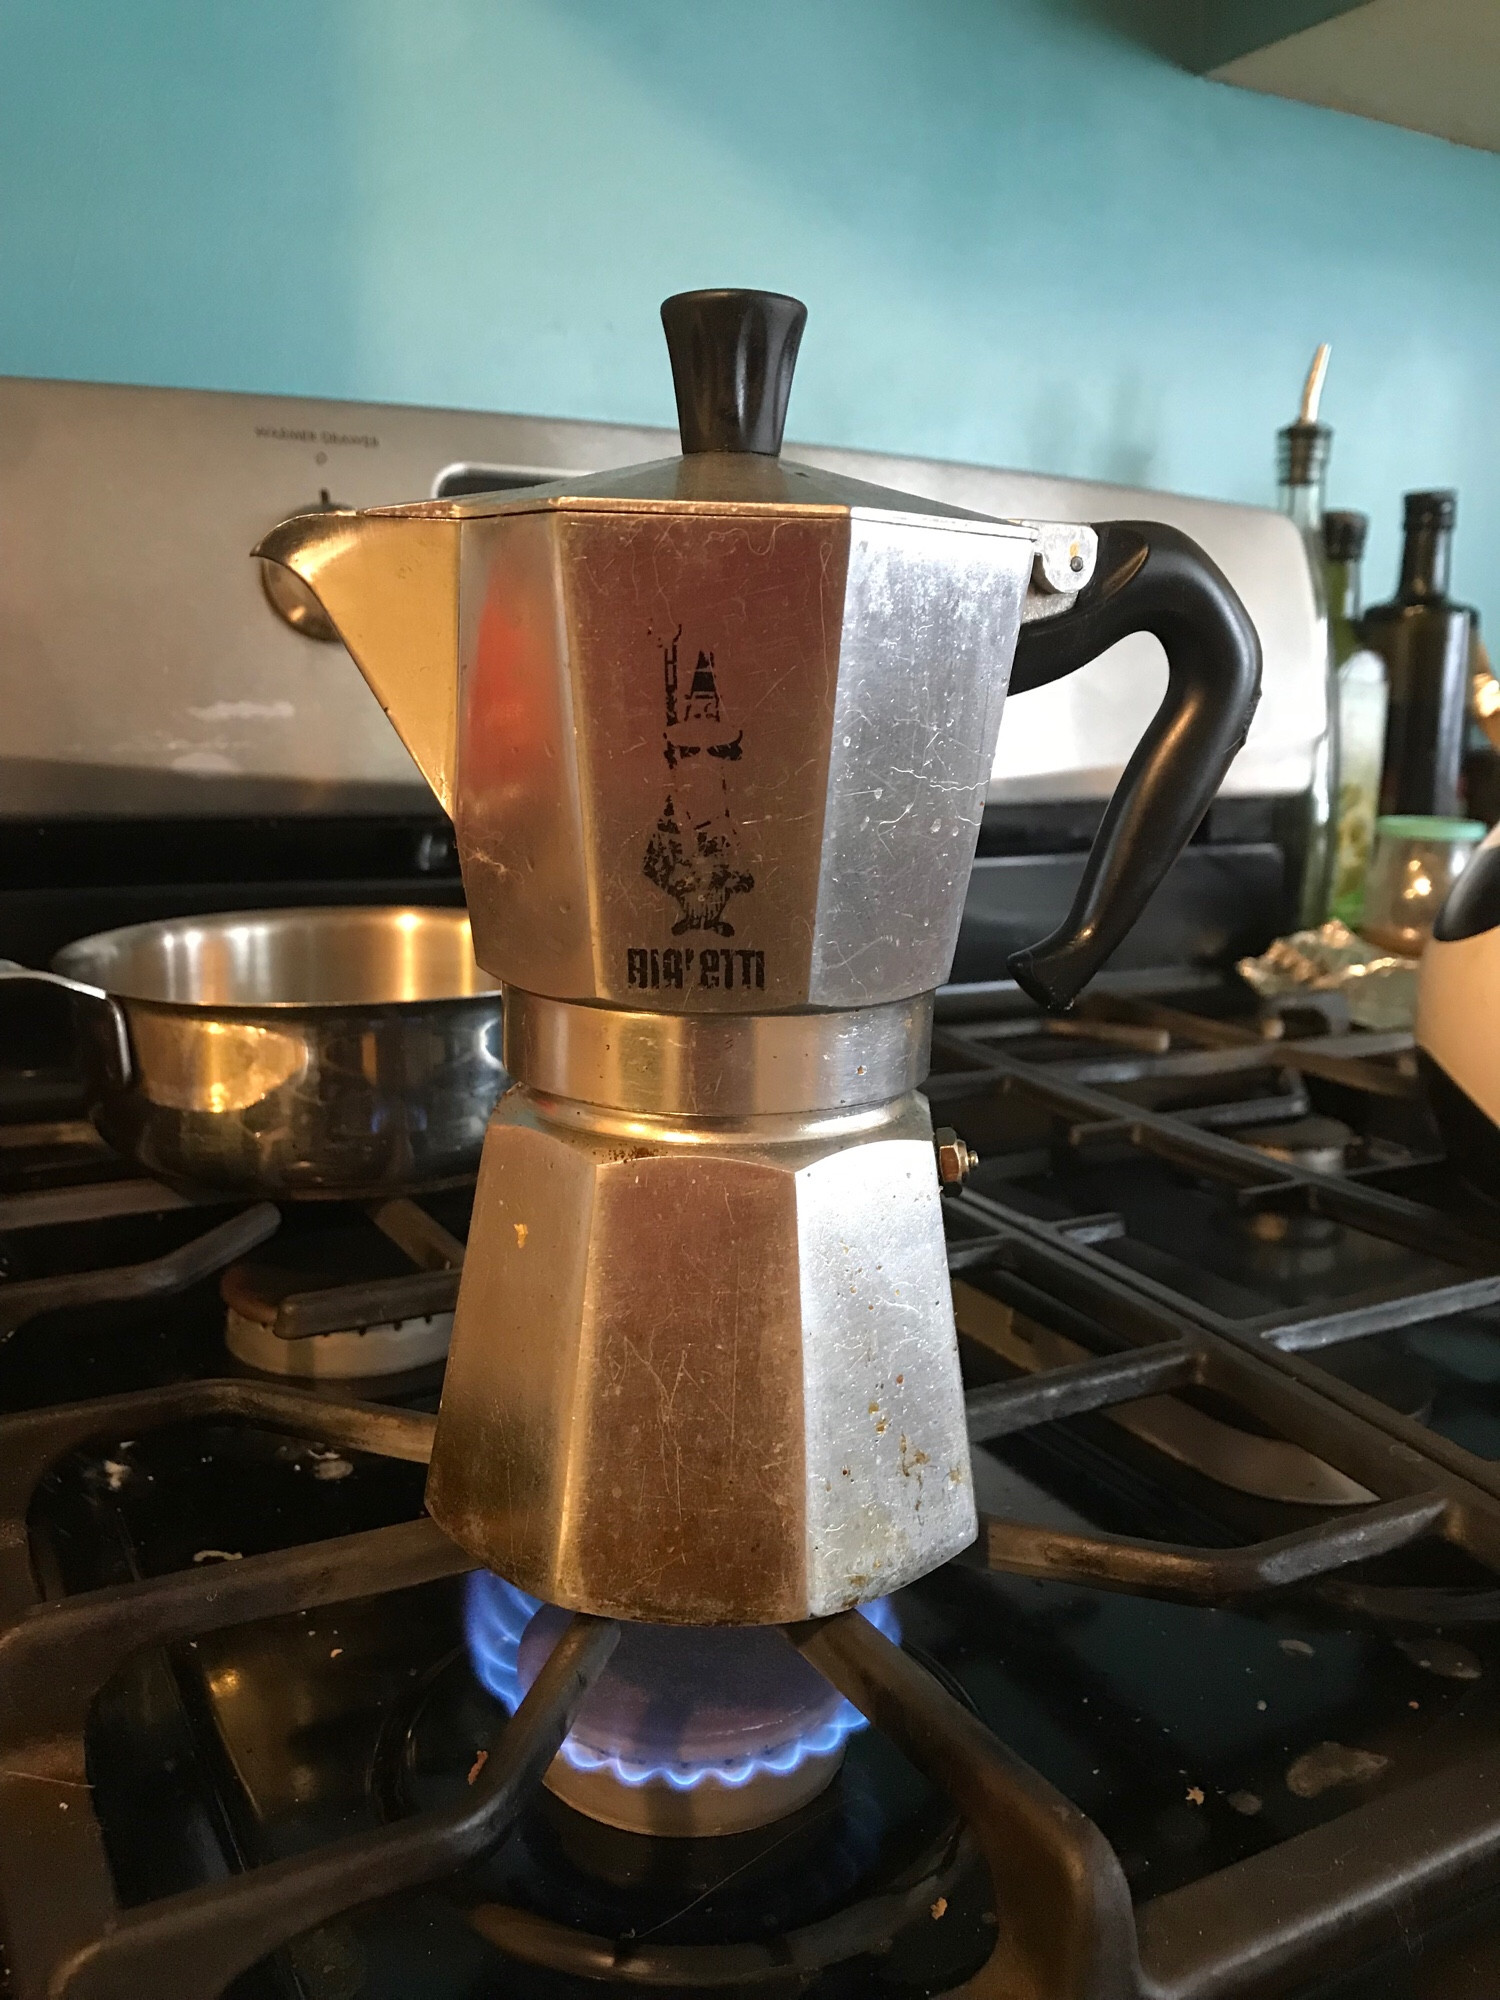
[642,626,754,937]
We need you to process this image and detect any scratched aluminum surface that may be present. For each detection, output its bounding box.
[426,1084,974,1624]
[797,1117,974,1615]
[808,512,1032,1006]
[282,483,1044,1011]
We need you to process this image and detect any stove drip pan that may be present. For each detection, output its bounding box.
[468,1572,898,1837]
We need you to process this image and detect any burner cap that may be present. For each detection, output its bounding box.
[224,1305,452,1378]
[222,1260,451,1379]
[469,1585,899,1838]
[540,1728,844,1837]
[1237,1115,1353,1175]
[515,1605,854,1837]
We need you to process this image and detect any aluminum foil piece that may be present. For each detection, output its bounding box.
[1237,921,1418,1031]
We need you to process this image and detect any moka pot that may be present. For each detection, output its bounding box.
[257,289,1261,1622]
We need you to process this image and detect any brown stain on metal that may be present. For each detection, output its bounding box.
[1284,1742,1389,1799]
[898,1434,930,1475]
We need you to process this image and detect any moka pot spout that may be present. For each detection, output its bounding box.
[254,509,462,814]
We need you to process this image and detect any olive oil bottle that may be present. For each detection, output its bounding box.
[1366,491,1474,819]
[1276,344,1337,924]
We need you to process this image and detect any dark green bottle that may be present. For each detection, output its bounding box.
[1366,491,1474,817]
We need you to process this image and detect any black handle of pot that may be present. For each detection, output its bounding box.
[661,289,807,455]
[0,960,134,1087]
[1005,522,1262,1012]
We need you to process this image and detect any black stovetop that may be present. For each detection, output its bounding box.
[7,973,1500,2000]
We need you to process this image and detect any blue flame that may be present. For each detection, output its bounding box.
[464,1571,900,1793]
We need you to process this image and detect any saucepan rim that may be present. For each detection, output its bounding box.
[51,904,503,1011]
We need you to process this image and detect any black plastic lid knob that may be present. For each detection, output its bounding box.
[660,289,806,456]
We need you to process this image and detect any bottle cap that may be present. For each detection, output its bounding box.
[1322,510,1368,563]
[1278,422,1329,490]
[1403,489,1457,530]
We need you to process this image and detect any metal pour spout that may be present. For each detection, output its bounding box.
[1298,342,1332,425]
[253,509,463,815]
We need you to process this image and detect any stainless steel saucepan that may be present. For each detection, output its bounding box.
[0,906,506,1197]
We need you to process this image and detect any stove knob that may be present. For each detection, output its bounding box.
[259,489,342,642]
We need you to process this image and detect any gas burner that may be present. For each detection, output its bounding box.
[467,1572,899,1836]
[218,1196,464,1381]
[1237,1113,1354,1174]
[222,1279,452,1379]
[18,951,1500,2000]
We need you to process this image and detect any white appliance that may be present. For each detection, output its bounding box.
[1417,821,1500,1193]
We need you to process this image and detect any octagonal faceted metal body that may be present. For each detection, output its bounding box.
[425,1029,975,1625]
[323,457,1041,1012]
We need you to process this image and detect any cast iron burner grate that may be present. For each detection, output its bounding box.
[8,981,1500,1996]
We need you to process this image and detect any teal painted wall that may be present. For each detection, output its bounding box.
[3,0,1499,624]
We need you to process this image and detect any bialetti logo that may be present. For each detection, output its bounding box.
[627,946,765,992]
[632,626,763,992]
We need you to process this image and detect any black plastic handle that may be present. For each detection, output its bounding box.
[1005,521,1262,1011]
[660,289,807,455]
[0,960,134,1085]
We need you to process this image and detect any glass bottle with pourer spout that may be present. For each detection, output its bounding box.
[1326,511,1388,925]
[1277,343,1339,927]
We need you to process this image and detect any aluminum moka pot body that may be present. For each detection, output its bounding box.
[260,451,1052,1014]
[257,290,1261,1622]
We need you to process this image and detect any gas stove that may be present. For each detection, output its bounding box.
[6,957,1500,2000]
